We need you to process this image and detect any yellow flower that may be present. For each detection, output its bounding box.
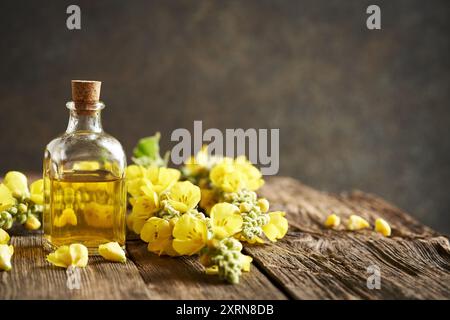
[128,194,159,234]
[3,171,29,198]
[210,162,246,193]
[54,208,78,228]
[210,203,243,239]
[347,215,370,231]
[25,215,41,230]
[184,145,223,175]
[126,164,148,180]
[46,243,88,268]
[98,242,126,263]
[234,156,265,191]
[30,179,44,205]
[199,188,218,214]
[126,166,180,198]
[0,244,14,271]
[240,254,253,272]
[210,157,264,193]
[172,214,208,255]
[165,181,201,213]
[0,229,10,244]
[262,211,288,242]
[0,183,15,212]
[324,214,341,228]
[375,218,391,237]
[147,166,181,194]
[140,217,176,256]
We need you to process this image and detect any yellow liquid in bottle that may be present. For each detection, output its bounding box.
[43,170,126,254]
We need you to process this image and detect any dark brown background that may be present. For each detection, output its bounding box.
[0,0,449,233]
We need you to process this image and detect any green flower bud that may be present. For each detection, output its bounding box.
[18,203,28,214]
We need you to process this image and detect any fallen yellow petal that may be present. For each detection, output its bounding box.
[0,229,10,244]
[98,242,126,263]
[47,244,88,268]
[25,215,41,230]
[375,218,391,237]
[347,215,370,231]
[324,214,340,228]
[0,244,14,271]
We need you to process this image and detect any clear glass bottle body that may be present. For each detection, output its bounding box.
[43,101,126,254]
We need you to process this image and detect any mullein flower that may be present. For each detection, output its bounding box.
[163,181,201,214]
[172,213,208,255]
[0,184,16,212]
[46,243,88,268]
[98,242,126,263]
[140,217,177,256]
[0,244,14,271]
[210,157,264,193]
[200,237,252,284]
[262,211,288,242]
[3,171,29,198]
[0,173,44,230]
[208,203,243,239]
[0,229,10,244]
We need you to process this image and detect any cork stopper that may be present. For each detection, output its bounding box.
[71,80,102,105]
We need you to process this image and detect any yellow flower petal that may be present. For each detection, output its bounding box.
[47,245,72,268]
[347,215,370,231]
[205,265,219,275]
[3,171,29,198]
[199,188,217,215]
[240,254,252,272]
[324,214,341,228]
[47,244,88,268]
[126,165,147,180]
[145,166,181,194]
[375,218,391,237]
[0,183,16,212]
[0,229,10,244]
[262,211,288,242]
[98,242,126,263]
[25,215,41,230]
[130,195,159,234]
[172,214,207,255]
[70,243,89,267]
[166,181,201,213]
[30,179,44,205]
[0,244,14,271]
[210,203,242,239]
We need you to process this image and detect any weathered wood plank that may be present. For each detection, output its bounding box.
[249,177,450,299]
[1,234,151,299]
[126,240,287,300]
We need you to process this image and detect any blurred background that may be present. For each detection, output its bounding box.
[0,0,449,233]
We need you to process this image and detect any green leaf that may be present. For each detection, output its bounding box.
[132,132,168,167]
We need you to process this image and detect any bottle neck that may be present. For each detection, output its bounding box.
[65,101,104,134]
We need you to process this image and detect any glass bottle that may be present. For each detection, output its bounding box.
[43,80,126,254]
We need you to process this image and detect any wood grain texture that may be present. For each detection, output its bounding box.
[126,240,287,300]
[1,235,150,299]
[250,177,450,299]
[2,176,449,300]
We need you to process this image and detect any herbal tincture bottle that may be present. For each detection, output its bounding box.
[43,80,126,254]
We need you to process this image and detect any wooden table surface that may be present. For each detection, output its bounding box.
[1,177,449,300]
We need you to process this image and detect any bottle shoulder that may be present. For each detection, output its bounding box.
[45,132,126,167]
